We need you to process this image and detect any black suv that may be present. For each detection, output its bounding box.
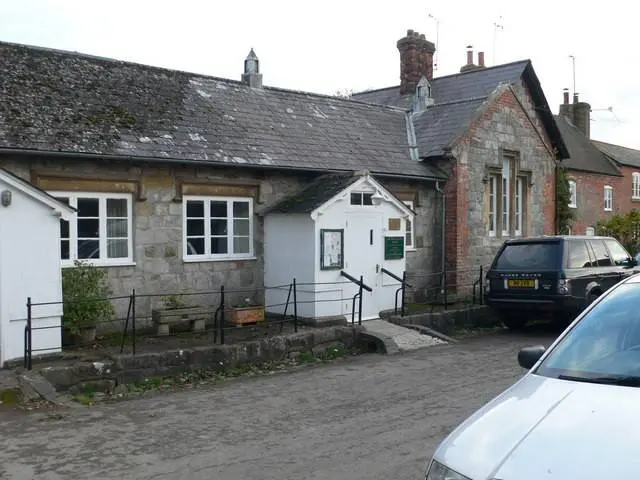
[484,235,638,329]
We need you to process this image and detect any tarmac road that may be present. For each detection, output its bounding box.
[0,328,559,480]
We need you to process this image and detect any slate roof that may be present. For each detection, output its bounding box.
[263,172,360,214]
[554,116,622,176]
[412,98,487,157]
[354,60,528,108]
[592,140,640,169]
[0,41,446,180]
[352,60,568,160]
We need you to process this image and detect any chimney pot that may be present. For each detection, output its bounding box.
[466,47,474,65]
[573,93,579,104]
[563,88,569,105]
[478,51,485,67]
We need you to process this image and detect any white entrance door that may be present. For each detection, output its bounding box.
[343,213,383,320]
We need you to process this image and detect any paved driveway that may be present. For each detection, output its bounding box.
[0,328,560,480]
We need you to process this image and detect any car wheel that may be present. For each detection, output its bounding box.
[586,291,600,307]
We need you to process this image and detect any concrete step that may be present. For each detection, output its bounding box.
[362,319,447,354]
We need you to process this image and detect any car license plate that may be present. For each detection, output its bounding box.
[507,279,536,288]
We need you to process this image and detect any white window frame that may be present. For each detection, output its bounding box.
[633,173,640,199]
[52,191,134,267]
[183,195,255,262]
[604,185,613,211]
[514,177,524,236]
[403,200,416,250]
[488,175,498,237]
[568,180,577,208]
[586,226,595,236]
[501,157,511,236]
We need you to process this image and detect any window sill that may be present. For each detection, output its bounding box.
[604,209,613,212]
[569,205,577,209]
[61,261,136,268]
[405,248,417,252]
[183,256,258,263]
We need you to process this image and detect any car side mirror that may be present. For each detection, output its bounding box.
[518,345,546,369]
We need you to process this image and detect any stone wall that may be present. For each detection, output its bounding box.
[38,325,365,391]
[443,82,558,290]
[0,155,442,323]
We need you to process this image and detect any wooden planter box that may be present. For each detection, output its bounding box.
[230,306,265,326]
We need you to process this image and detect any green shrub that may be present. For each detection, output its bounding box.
[62,260,114,334]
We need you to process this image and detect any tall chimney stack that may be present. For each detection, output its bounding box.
[397,29,436,95]
[460,45,481,73]
[478,51,485,67]
[559,89,591,138]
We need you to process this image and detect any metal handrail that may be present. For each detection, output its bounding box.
[339,270,373,292]
[380,268,412,316]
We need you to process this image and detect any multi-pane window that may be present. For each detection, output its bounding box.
[403,200,415,250]
[486,155,527,237]
[488,175,498,236]
[52,192,133,266]
[604,186,613,211]
[514,177,524,236]
[350,192,373,206]
[184,196,253,260]
[568,180,577,208]
[633,173,640,199]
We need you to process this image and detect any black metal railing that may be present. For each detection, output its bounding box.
[339,270,372,325]
[380,268,412,316]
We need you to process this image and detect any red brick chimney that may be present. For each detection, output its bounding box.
[460,45,481,73]
[397,29,436,95]
[478,51,485,67]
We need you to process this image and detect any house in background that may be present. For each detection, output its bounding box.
[555,89,623,235]
[556,89,640,235]
[0,29,568,324]
[353,31,568,288]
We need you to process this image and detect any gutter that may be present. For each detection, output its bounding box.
[0,147,446,183]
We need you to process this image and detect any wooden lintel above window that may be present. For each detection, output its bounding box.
[174,178,261,202]
[391,190,419,206]
[30,171,144,200]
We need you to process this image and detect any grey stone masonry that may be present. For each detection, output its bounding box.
[0,156,441,325]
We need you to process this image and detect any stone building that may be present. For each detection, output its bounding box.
[557,89,640,236]
[353,33,568,289]
[0,29,568,319]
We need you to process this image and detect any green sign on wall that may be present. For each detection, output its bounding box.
[384,236,404,260]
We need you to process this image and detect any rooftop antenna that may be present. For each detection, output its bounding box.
[592,106,621,123]
[428,13,441,71]
[569,55,576,97]
[493,16,504,65]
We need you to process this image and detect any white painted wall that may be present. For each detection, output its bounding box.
[264,214,315,318]
[0,182,64,365]
[315,191,409,320]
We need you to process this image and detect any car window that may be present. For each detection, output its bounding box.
[587,239,613,267]
[604,239,631,266]
[493,242,560,270]
[567,240,592,268]
[537,282,640,379]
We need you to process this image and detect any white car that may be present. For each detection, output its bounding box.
[424,272,640,480]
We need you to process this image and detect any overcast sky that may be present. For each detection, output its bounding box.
[1,0,635,149]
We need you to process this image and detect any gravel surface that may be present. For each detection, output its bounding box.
[0,328,559,480]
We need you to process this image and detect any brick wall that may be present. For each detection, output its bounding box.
[444,83,557,290]
[566,169,622,234]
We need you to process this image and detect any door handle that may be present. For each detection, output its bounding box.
[376,264,380,273]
